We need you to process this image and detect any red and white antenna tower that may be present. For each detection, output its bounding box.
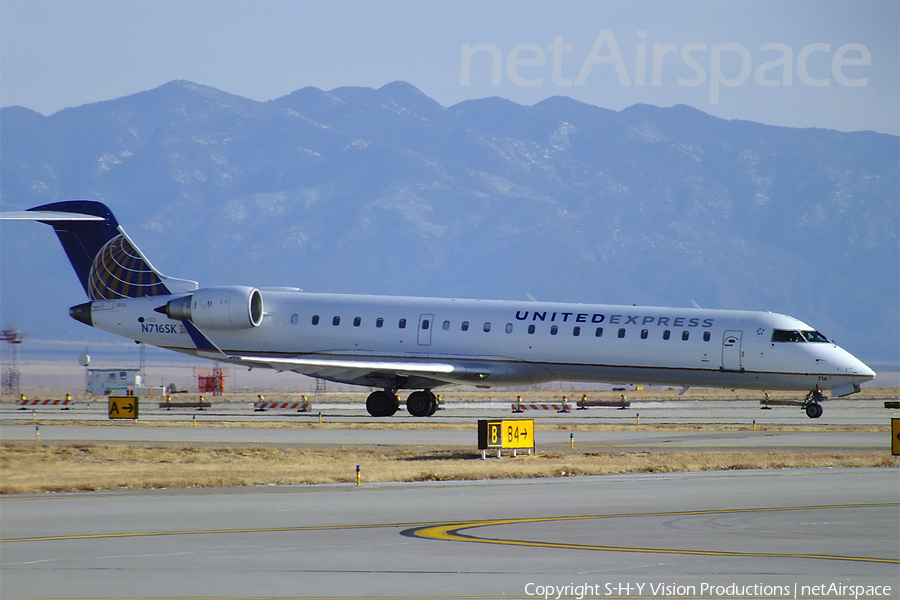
[1,325,25,396]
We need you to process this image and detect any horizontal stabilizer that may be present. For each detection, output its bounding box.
[0,210,105,222]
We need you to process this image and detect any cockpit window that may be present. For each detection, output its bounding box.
[801,330,830,343]
[772,329,830,343]
[772,329,804,343]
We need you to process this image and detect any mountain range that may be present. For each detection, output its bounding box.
[1,80,897,370]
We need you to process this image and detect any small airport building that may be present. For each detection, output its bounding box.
[86,368,142,396]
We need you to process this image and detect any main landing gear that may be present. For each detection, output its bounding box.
[365,389,438,417]
[802,388,825,419]
[406,390,439,417]
[365,390,399,417]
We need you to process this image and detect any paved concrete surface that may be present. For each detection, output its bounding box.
[0,421,890,452]
[2,397,897,452]
[3,395,897,426]
[1,469,897,599]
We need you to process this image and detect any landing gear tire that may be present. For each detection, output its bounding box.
[407,390,437,417]
[384,397,400,416]
[805,402,823,419]
[803,389,825,419]
[366,390,398,417]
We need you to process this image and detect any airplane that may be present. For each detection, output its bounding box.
[1,200,876,418]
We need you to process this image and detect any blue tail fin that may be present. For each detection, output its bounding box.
[17,201,197,300]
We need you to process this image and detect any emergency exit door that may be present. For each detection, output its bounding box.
[721,330,743,372]
[418,313,434,346]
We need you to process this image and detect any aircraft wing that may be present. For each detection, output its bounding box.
[226,354,489,388]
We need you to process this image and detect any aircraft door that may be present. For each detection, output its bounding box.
[721,330,743,372]
[417,314,434,346]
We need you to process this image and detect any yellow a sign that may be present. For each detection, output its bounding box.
[108,396,139,420]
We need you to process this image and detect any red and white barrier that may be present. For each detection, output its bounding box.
[511,402,570,412]
[17,396,74,408]
[511,395,571,413]
[253,399,311,412]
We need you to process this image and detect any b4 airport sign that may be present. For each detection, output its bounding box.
[478,419,534,457]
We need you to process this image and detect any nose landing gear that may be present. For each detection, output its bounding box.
[803,388,825,419]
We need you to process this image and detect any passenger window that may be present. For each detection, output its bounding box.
[483,322,491,332]
[505,323,513,334]
[422,319,430,330]
[399,318,407,329]
[550,325,558,335]
[595,327,603,337]
[618,328,626,338]
[682,330,689,341]
[376,317,384,328]
[332,316,340,326]
[528,324,536,334]
[703,331,711,342]
[461,321,469,331]
[442,320,450,331]
[573,326,580,336]
[290,314,299,325]
[662,330,671,340]
[311,315,320,325]
[353,317,361,327]
[640,329,648,339]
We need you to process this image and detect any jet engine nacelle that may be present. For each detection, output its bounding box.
[157,286,264,330]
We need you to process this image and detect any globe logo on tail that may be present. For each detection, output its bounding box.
[88,234,167,300]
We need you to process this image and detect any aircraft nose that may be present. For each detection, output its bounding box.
[845,353,876,381]
[857,360,876,380]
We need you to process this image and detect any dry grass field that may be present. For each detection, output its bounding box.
[2,443,895,495]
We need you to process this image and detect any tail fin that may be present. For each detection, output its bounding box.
[3,200,197,300]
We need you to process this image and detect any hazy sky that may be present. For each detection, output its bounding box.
[1,1,898,134]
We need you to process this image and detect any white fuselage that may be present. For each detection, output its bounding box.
[88,290,875,393]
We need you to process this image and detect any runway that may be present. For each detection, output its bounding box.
[3,394,895,427]
[1,395,896,451]
[1,469,897,599]
[0,421,888,452]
